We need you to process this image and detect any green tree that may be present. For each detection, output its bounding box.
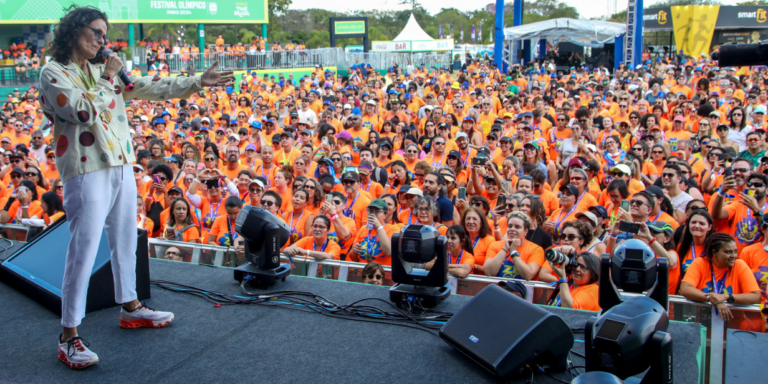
[737,0,768,4]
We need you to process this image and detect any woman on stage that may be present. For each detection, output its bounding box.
[40,6,232,369]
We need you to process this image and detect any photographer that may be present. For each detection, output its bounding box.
[551,252,601,311]
[540,220,592,283]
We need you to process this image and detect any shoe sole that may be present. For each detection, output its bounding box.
[58,350,98,369]
[119,315,174,329]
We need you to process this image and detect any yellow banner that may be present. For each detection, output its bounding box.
[671,5,720,57]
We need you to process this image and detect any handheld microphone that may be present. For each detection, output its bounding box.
[713,40,768,67]
[101,48,134,91]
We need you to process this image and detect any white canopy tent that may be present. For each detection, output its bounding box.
[371,13,454,52]
[393,13,434,42]
[503,18,626,47]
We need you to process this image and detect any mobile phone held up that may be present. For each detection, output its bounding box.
[619,221,640,234]
[620,200,630,212]
[458,187,466,200]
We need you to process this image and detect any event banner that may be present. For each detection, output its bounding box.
[713,30,767,46]
[671,5,720,57]
[371,40,454,52]
[643,7,672,29]
[0,0,268,24]
[716,6,768,29]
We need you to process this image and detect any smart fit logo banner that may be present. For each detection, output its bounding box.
[737,8,767,23]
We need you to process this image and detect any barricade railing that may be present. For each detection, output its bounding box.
[143,236,757,384]
[0,228,747,383]
[130,48,451,73]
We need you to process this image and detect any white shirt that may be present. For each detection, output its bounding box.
[297,108,318,126]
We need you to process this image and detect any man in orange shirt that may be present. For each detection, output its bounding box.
[711,172,767,254]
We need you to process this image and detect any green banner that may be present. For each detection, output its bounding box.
[0,0,268,24]
[334,21,366,35]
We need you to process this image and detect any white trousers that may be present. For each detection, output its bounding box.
[60,164,138,328]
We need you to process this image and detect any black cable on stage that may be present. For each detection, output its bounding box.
[0,238,15,261]
[150,279,452,335]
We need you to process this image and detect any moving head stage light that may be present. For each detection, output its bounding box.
[584,240,673,384]
[233,206,291,287]
[389,225,451,309]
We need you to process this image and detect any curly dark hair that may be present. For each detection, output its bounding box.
[49,6,109,64]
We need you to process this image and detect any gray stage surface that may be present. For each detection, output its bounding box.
[0,259,704,383]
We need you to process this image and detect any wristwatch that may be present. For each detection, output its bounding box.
[727,293,735,304]
[100,74,111,81]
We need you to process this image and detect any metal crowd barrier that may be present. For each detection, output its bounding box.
[130,47,451,73]
[144,237,758,384]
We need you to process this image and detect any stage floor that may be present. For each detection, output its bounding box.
[0,259,704,384]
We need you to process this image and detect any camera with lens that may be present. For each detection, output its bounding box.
[545,249,578,273]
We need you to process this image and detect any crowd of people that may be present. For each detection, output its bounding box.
[5,49,768,327]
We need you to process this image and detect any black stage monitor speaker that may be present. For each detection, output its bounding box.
[0,218,150,315]
[439,284,574,380]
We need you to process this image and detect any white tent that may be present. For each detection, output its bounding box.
[372,13,454,52]
[393,13,434,42]
[503,18,626,47]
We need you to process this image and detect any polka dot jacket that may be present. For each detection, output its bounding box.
[39,60,202,183]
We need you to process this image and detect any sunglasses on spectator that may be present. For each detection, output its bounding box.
[661,172,676,179]
[652,150,664,155]
[260,200,276,207]
[630,199,648,207]
[733,167,750,174]
[25,172,38,177]
[366,274,383,280]
[469,202,483,207]
[559,233,582,242]
[249,187,263,193]
[748,138,761,143]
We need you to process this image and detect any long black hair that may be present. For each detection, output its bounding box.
[49,6,109,64]
[40,191,64,216]
[676,209,714,293]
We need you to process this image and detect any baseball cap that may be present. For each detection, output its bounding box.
[575,212,598,228]
[648,221,673,237]
[455,132,469,140]
[645,185,665,199]
[335,131,352,140]
[341,171,361,182]
[610,164,632,176]
[368,199,388,210]
[559,184,579,196]
[567,158,584,168]
[405,187,423,197]
[588,206,608,218]
[448,150,461,158]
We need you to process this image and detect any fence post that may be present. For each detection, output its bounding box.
[709,306,724,384]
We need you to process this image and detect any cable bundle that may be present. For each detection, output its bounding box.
[150,279,455,335]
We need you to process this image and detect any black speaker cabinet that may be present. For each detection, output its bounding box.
[0,218,150,315]
[439,284,574,380]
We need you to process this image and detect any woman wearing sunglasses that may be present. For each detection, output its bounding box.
[362,262,386,285]
[283,215,341,261]
[25,165,49,196]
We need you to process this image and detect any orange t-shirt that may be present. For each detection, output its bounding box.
[682,258,759,296]
[347,224,400,266]
[293,236,342,260]
[208,215,237,246]
[470,234,498,275]
[448,249,475,270]
[555,283,601,311]
[282,209,314,245]
[485,239,545,280]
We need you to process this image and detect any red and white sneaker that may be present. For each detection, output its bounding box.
[58,335,98,369]
[119,302,174,329]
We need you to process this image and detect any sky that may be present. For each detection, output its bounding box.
[288,0,746,22]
